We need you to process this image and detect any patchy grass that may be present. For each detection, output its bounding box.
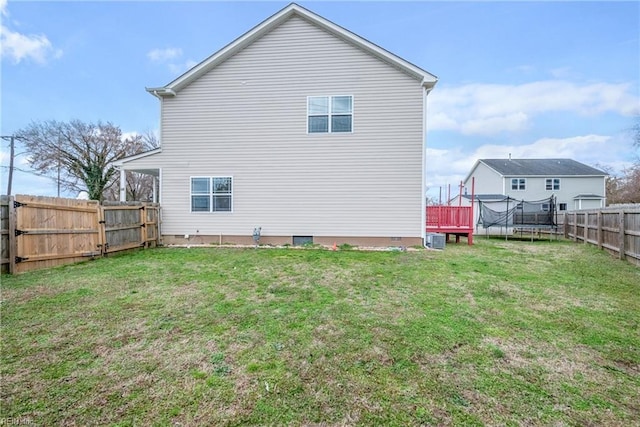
[1,238,638,426]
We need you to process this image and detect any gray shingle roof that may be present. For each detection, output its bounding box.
[481,158,607,176]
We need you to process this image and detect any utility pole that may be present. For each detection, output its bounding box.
[1,135,25,196]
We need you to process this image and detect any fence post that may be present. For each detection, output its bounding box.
[140,205,147,248]
[573,212,578,242]
[618,210,626,260]
[583,212,589,244]
[597,211,603,249]
[563,212,569,238]
[8,195,16,274]
[98,205,106,256]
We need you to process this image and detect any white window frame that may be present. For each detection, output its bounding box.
[545,178,560,191]
[190,176,233,213]
[307,95,353,134]
[511,178,526,191]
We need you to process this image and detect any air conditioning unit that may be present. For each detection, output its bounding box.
[426,233,446,249]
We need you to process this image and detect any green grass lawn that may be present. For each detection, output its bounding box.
[1,238,638,426]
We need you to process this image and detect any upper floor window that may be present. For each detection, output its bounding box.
[511,178,526,191]
[546,178,560,191]
[191,177,232,213]
[308,96,353,133]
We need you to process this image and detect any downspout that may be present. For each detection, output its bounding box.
[422,86,429,247]
[154,91,163,241]
[422,84,435,248]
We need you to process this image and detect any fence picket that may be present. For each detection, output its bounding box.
[0,195,160,274]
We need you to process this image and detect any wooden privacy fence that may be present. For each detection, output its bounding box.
[564,205,640,266]
[1,195,159,274]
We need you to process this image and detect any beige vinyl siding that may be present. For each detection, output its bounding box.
[128,16,425,238]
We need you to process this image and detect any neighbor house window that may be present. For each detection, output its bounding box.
[308,96,353,133]
[546,178,560,191]
[541,203,550,211]
[559,203,567,211]
[191,177,232,213]
[511,178,526,191]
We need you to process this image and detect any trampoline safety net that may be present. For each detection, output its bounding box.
[478,196,556,228]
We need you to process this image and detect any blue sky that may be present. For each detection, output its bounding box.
[1,0,639,199]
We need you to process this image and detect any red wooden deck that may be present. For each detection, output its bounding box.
[426,205,474,245]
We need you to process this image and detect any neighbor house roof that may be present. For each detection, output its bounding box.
[478,158,607,177]
[146,2,438,97]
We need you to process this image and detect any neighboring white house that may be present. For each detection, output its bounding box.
[114,3,438,246]
[448,158,608,235]
[461,158,608,211]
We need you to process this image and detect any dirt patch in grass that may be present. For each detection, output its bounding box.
[3,283,67,304]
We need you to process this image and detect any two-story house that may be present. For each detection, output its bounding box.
[462,158,607,211]
[114,3,438,246]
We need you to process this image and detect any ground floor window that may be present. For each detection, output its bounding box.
[191,177,232,212]
[558,203,567,211]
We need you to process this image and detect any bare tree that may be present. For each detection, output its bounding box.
[619,115,640,203]
[596,118,640,205]
[17,120,143,201]
[615,163,640,204]
[597,161,640,205]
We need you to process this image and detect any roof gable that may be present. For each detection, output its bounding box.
[147,3,437,97]
[479,158,607,177]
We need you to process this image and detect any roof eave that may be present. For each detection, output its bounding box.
[112,148,163,167]
[145,87,176,98]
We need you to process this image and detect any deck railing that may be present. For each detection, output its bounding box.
[426,205,473,229]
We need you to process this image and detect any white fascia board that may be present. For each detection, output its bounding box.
[112,148,162,167]
[160,3,437,94]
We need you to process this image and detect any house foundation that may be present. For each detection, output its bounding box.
[162,234,422,248]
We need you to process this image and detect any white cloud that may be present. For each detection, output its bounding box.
[147,47,182,62]
[0,1,62,65]
[147,47,197,75]
[429,80,639,136]
[0,24,62,64]
[461,112,529,136]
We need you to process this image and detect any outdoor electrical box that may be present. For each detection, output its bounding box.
[426,233,446,249]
